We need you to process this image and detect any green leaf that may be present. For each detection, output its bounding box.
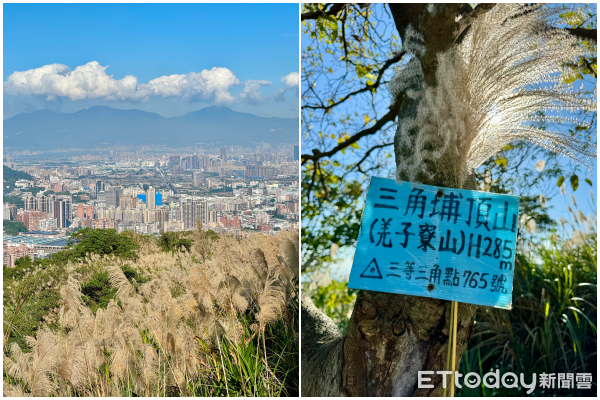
[494,157,508,167]
[557,176,565,187]
[585,178,593,186]
[570,174,579,191]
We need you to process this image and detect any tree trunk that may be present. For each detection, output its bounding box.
[301,4,493,396]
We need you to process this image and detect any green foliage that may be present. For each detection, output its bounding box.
[458,208,597,396]
[81,272,117,314]
[196,285,299,397]
[475,140,582,232]
[3,196,24,207]
[204,229,220,242]
[3,256,65,351]
[80,265,149,313]
[559,4,597,84]
[120,264,149,284]
[3,220,27,236]
[570,174,579,191]
[302,163,364,273]
[3,165,34,191]
[305,280,357,333]
[158,231,193,252]
[68,228,139,260]
[209,186,234,193]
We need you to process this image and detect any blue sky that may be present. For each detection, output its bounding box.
[3,3,299,119]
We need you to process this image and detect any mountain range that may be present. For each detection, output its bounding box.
[3,106,299,151]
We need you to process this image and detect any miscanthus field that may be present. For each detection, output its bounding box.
[3,225,299,397]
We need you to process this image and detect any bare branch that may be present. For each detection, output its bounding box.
[564,27,597,43]
[302,51,405,111]
[302,101,400,164]
[353,142,393,173]
[301,3,347,21]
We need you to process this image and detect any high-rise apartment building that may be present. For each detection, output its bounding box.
[95,180,105,197]
[147,186,156,209]
[36,194,48,213]
[58,195,72,222]
[86,204,94,219]
[24,196,35,210]
[39,218,57,231]
[53,200,67,229]
[119,194,137,209]
[4,203,15,220]
[192,171,204,187]
[105,187,123,209]
[77,203,85,219]
[182,198,209,229]
[220,146,227,162]
[46,194,57,216]
[17,210,48,231]
[185,155,198,169]
[154,208,169,232]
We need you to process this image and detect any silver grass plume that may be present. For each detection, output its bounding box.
[58,273,86,329]
[4,230,298,396]
[389,4,596,188]
[106,264,135,299]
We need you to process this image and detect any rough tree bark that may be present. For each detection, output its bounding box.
[302,4,495,396]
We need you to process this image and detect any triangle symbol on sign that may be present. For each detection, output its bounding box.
[360,257,382,279]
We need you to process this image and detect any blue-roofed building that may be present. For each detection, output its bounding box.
[137,193,163,206]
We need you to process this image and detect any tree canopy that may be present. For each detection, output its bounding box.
[301,3,597,396]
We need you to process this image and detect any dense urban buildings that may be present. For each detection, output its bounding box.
[3,143,299,264]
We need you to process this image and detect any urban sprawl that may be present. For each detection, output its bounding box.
[3,143,299,267]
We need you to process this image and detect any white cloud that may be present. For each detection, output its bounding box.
[4,62,142,101]
[273,88,286,102]
[239,79,272,104]
[4,62,252,105]
[281,72,299,89]
[144,68,241,104]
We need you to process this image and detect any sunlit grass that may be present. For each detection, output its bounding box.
[3,228,299,397]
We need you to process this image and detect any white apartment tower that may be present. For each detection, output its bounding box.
[147,186,155,209]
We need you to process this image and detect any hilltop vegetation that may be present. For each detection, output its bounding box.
[4,227,299,396]
[3,220,27,236]
[3,165,34,191]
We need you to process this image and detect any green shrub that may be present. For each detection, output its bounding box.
[204,229,220,241]
[307,280,357,333]
[3,256,66,351]
[81,272,118,314]
[120,264,149,283]
[158,231,193,252]
[68,228,139,260]
[3,220,27,236]
[458,211,597,396]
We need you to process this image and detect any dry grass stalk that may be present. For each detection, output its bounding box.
[4,226,299,396]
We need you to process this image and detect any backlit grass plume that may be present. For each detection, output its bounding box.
[390,4,596,188]
[3,228,299,397]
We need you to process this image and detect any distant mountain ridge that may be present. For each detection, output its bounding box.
[3,106,299,151]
